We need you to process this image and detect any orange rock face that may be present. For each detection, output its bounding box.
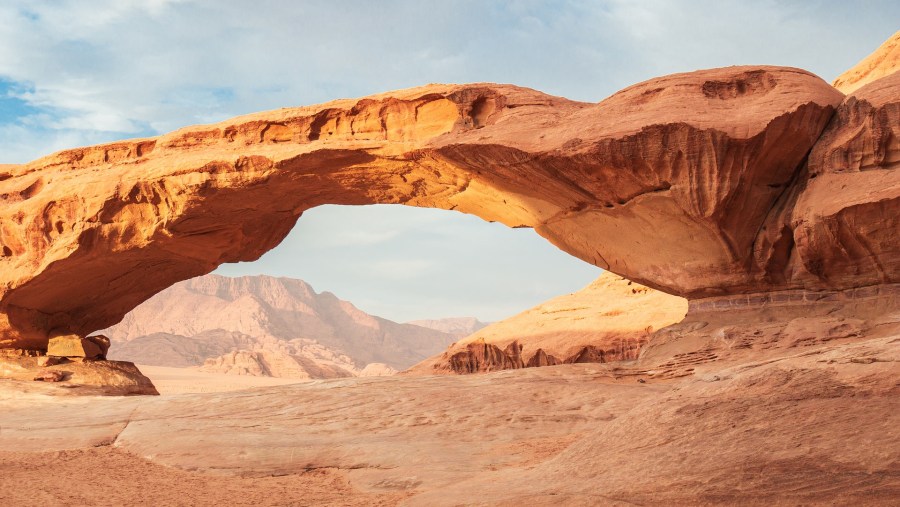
[793,72,900,288]
[832,30,899,94]
[0,62,896,352]
[407,272,688,375]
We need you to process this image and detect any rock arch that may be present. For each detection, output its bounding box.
[1,65,897,351]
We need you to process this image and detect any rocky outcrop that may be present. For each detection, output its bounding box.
[358,363,398,377]
[198,348,354,379]
[447,340,526,374]
[0,348,158,395]
[0,64,860,352]
[440,339,649,374]
[832,30,899,93]
[408,272,688,374]
[47,334,110,360]
[791,72,900,289]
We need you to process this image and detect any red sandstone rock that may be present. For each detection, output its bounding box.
[407,272,687,375]
[446,340,526,374]
[47,334,108,359]
[0,60,895,353]
[789,72,900,290]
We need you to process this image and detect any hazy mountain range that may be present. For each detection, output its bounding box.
[102,274,478,378]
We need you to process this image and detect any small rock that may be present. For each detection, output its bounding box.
[36,356,61,367]
[637,378,646,383]
[47,334,105,360]
[33,370,65,382]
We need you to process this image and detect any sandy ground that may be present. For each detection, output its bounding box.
[0,447,406,507]
[136,364,305,394]
[1,326,898,506]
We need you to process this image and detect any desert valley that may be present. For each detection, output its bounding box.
[0,15,898,507]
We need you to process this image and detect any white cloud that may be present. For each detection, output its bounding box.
[1,1,898,319]
[0,0,896,162]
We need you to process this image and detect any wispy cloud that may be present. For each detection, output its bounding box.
[2,1,897,320]
[1,0,897,164]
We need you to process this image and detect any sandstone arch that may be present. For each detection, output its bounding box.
[1,65,897,351]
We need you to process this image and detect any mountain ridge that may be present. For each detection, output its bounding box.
[102,273,461,374]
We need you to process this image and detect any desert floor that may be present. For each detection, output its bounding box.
[1,332,898,506]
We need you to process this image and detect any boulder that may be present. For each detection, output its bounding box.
[47,335,105,359]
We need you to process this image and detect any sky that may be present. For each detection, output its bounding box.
[0,1,897,322]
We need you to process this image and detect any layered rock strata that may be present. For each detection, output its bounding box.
[0,60,896,353]
[407,272,687,375]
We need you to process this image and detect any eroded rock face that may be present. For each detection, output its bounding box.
[0,63,894,352]
[407,272,688,375]
[47,334,110,359]
[793,72,900,288]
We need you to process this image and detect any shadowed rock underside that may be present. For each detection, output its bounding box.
[0,62,897,353]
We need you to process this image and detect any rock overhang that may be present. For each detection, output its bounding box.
[0,64,896,351]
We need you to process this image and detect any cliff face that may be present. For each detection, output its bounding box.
[0,53,897,353]
[407,272,687,375]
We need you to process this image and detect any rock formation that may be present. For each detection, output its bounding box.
[0,65,862,353]
[47,334,110,360]
[407,271,687,374]
[197,348,352,379]
[832,30,899,93]
[0,348,157,395]
[101,274,456,371]
[1,29,899,360]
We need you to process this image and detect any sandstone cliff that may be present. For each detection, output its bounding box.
[1,64,862,352]
[407,271,687,374]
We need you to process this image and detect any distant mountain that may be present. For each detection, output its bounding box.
[102,274,458,375]
[406,317,489,339]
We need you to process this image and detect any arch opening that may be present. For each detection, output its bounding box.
[0,70,847,352]
[98,204,604,375]
[213,204,602,323]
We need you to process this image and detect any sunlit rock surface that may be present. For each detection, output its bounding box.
[0,65,859,351]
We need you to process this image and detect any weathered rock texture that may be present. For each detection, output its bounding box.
[0,59,897,352]
[407,271,687,374]
[0,349,158,395]
[197,348,352,379]
[832,30,899,93]
[47,334,110,359]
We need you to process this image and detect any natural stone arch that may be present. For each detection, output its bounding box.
[0,66,856,350]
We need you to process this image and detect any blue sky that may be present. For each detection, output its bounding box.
[1,1,897,321]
